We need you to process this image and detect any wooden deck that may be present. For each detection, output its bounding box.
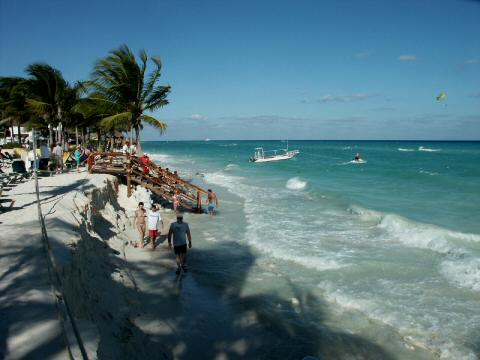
[88,152,208,212]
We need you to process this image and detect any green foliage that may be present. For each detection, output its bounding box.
[1,45,171,149]
[90,44,170,144]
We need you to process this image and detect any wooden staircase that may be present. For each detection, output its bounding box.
[88,152,208,212]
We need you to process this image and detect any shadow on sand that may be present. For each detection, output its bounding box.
[1,176,398,360]
[124,241,396,360]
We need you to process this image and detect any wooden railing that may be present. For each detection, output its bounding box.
[88,152,208,212]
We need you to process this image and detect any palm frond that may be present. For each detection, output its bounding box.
[89,45,170,133]
[143,56,162,101]
[101,111,132,131]
[26,98,52,114]
[141,115,167,134]
[0,117,14,125]
[144,85,171,111]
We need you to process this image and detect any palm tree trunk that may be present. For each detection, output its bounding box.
[96,129,101,150]
[75,126,79,147]
[10,124,14,143]
[48,124,53,147]
[81,128,85,145]
[134,126,143,156]
[109,131,114,151]
[56,124,60,146]
[17,122,22,144]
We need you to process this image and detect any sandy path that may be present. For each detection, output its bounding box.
[0,171,95,359]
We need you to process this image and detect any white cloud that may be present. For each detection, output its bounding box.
[354,51,371,59]
[189,113,208,120]
[465,59,480,65]
[316,93,372,103]
[398,54,416,61]
[218,115,306,123]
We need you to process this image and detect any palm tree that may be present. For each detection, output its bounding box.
[90,44,171,154]
[25,63,69,147]
[0,77,30,144]
[76,92,126,150]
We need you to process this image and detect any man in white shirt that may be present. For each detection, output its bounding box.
[129,142,137,156]
[147,204,162,250]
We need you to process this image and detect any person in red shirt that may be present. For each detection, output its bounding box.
[141,153,150,175]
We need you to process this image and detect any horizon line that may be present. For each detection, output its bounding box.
[142,139,480,142]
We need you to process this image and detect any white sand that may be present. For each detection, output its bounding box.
[0,170,177,359]
[1,169,273,360]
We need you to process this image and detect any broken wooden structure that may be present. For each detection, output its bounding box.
[88,152,208,212]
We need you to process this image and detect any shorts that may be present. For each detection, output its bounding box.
[174,244,187,254]
[39,158,49,170]
[149,229,158,239]
[207,204,215,212]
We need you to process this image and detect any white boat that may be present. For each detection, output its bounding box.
[250,142,300,163]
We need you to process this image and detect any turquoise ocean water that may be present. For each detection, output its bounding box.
[143,140,480,359]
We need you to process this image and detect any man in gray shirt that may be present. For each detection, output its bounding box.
[168,212,192,274]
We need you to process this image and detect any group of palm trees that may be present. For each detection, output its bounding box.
[0,45,170,155]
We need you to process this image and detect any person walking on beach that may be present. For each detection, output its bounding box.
[168,212,192,274]
[52,143,63,174]
[134,202,147,248]
[147,204,162,250]
[207,189,218,219]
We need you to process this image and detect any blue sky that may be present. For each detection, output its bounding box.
[1,0,479,140]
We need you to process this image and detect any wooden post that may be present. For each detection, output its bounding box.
[127,156,132,198]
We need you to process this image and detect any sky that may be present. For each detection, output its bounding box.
[1,0,479,140]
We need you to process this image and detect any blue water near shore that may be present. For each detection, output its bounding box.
[143,140,480,359]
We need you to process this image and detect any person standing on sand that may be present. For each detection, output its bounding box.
[168,212,192,274]
[52,143,63,174]
[147,204,162,250]
[74,145,82,172]
[134,202,147,248]
[207,189,218,219]
[172,190,180,211]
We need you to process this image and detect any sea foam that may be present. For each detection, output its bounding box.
[286,177,307,190]
[440,258,480,292]
[350,205,480,252]
[418,146,440,152]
